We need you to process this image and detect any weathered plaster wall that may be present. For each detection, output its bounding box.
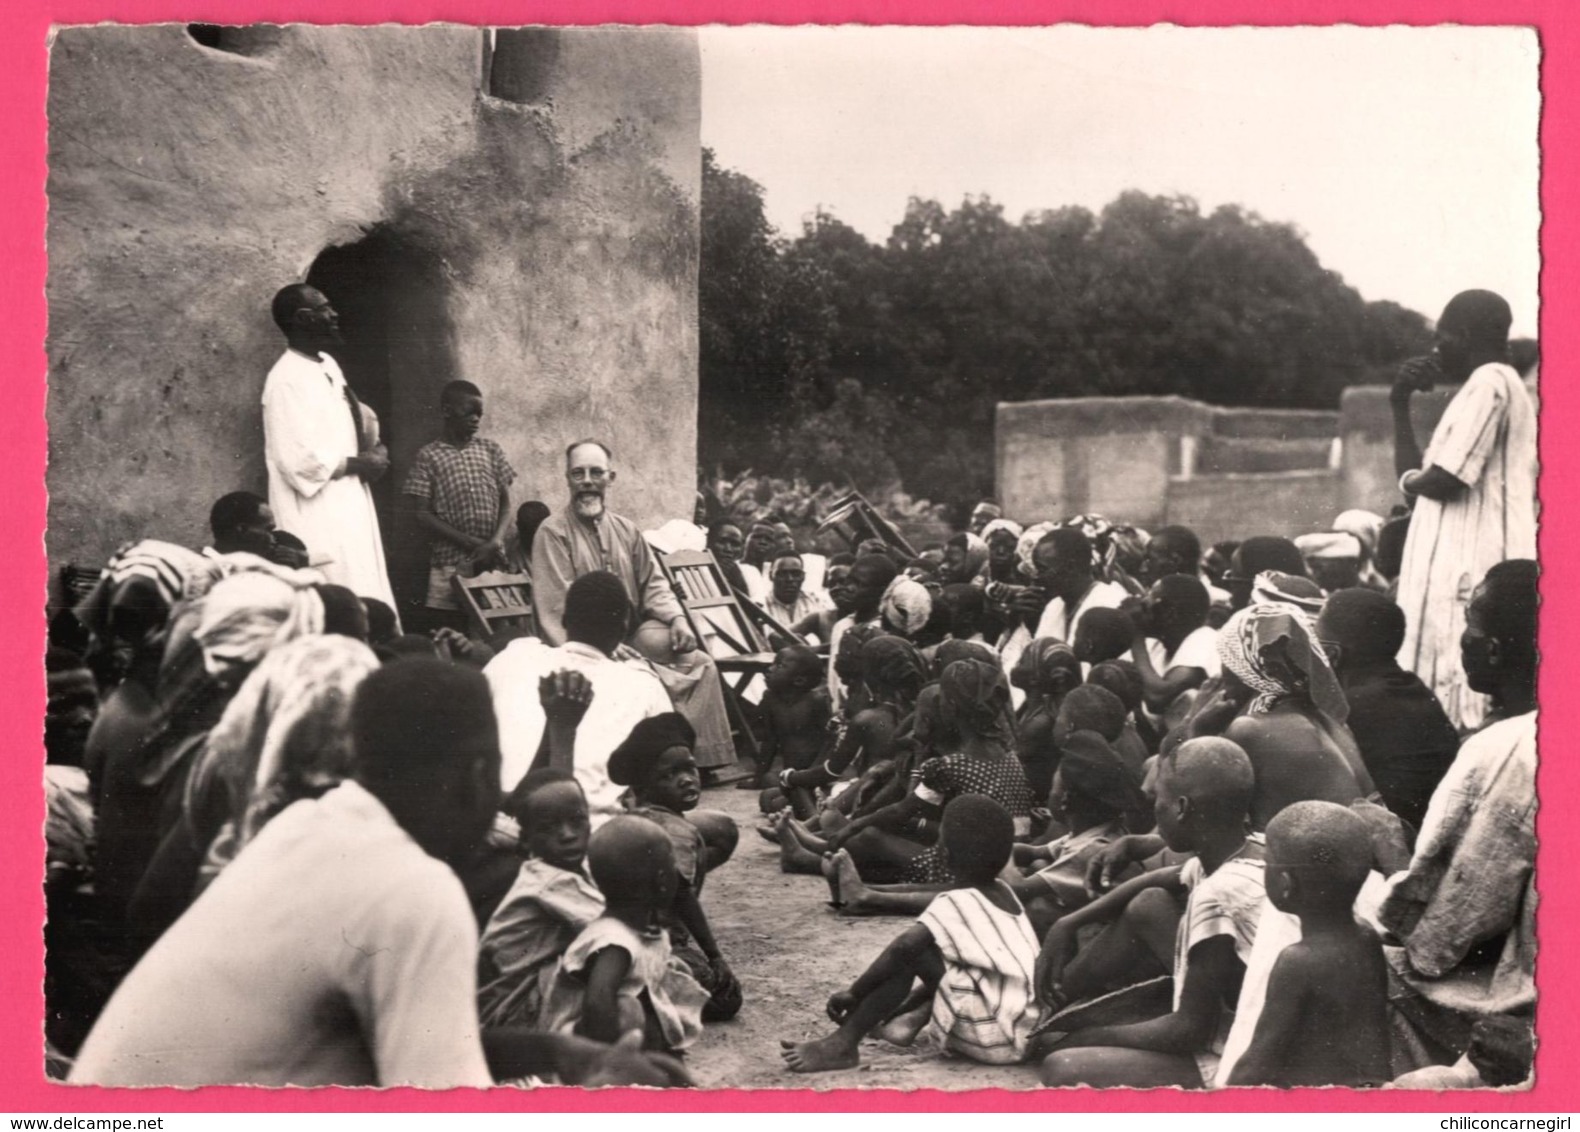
[996,398,1214,527]
[1165,470,1342,547]
[998,375,1540,539]
[46,24,701,583]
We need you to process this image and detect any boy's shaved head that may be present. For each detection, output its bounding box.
[939,793,1015,885]
[1163,737,1255,820]
[1440,289,1513,350]
[1265,800,1373,910]
[587,815,675,905]
[1075,607,1134,664]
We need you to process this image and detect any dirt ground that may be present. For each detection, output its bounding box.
[685,784,1043,1093]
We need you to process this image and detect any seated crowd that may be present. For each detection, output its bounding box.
[44,467,1536,1091]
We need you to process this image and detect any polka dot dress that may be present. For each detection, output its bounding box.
[902,750,1036,884]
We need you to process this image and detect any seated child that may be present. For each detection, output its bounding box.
[609,714,743,1023]
[1073,607,1136,667]
[477,769,601,1029]
[781,795,1044,1072]
[775,634,924,872]
[1013,640,1084,800]
[755,645,833,807]
[540,817,710,1054]
[1086,661,1151,779]
[1036,737,1264,1089]
[1004,731,1143,936]
[1023,682,1128,809]
[1225,801,1389,1087]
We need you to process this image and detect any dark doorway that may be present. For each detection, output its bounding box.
[306,227,459,625]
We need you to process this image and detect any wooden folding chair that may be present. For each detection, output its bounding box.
[815,490,919,558]
[451,569,536,643]
[657,549,778,776]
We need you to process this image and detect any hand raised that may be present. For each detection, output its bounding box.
[539,669,595,726]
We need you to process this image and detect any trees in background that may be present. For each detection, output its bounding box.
[699,149,1436,513]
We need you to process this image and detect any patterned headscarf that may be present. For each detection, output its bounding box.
[1251,570,1326,629]
[72,539,221,648]
[1218,603,1348,723]
[939,658,1013,735]
[192,571,326,681]
[1107,525,1150,579]
[880,575,934,637]
[1061,514,1115,574]
[861,634,930,696]
[1014,637,1082,694]
[193,635,381,883]
[1015,522,1058,580]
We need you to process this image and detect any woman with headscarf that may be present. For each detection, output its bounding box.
[126,636,381,940]
[89,569,327,928]
[1189,604,1375,829]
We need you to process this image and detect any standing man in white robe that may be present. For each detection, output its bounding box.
[1392,289,1536,733]
[262,285,396,610]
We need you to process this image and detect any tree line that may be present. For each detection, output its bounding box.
[699,148,1439,515]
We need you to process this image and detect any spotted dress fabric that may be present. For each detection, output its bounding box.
[902,749,1036,884]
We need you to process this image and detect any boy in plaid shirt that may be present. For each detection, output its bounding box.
[403,381,516,632]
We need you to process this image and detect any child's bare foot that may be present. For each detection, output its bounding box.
[786,817,831,854]
[831,850,872,916]
[874,1003,931,1048]
[821,853,843,907]
[777,815,827,874]
[779,1035,860,1073]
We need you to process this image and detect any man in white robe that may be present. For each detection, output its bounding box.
[1392,290,1536,732]
[262,285,396,610]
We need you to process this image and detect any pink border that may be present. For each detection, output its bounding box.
[3,0,1571,1113]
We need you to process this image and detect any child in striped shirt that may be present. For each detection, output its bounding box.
[780,794,1044,1072]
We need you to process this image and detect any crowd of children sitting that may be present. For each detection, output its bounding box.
[42,467,1537,1090]
[745,502,1535,1090]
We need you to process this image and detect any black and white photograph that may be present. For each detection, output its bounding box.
[41,23,1540,1093]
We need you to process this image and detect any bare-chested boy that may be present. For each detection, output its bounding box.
[755,645,833,804]
[1225,801,1390,1087]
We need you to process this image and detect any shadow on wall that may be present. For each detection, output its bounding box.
[306,226,459,620]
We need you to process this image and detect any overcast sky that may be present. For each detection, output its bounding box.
[699,25,1541,337]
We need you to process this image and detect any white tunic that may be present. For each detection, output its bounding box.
[482,638,672,820]
[1396,363,1537,731]
[261,350,395,607]
[71,782,491,1088]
